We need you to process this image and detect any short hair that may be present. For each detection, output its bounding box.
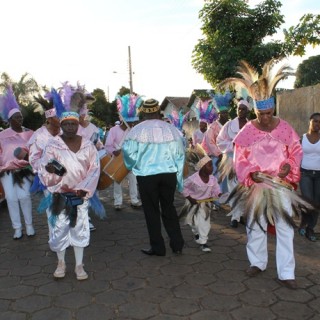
[309,112,320,120]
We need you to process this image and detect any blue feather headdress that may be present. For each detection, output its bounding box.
[167,109,189,132]
[193,98,217,123]
[116,93,143,122]
[0,86,21,121]
[45,88,65,119]
[210,91,233,112]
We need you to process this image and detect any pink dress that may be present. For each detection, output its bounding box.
[0,128,33,171]
[234,119,302,187]
[202,120,223,157]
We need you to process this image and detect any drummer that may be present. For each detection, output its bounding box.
[104,93,143,211]
[230,60,302,289]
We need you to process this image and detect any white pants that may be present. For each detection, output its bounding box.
[182,201,211,245]
[113,171,139,206]
[246,196,295,280]
[1,172,33,230]
[48,200,90,252]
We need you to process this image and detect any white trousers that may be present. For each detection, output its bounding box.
[113,171,139,206]
[48,200,90,252]
[246,196,295,280]
[1,172,33,230]
[182,201,211,245]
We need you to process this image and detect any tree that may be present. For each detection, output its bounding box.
[284,14,320,57]
[117,86,131,97]
[90,88,118,128]
[294,55,320,88]
[0,72,40,105]
[0,72,42,129]
[192,0,320,87]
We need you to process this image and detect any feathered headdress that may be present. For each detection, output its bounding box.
[193,98,217,123]
[34,93,56,118]
[209,91,233,113]
[186,144,211,171]
[59,81,86,113]
[0,86,21,121]
[219,58,295,110]
[116,93,143,122]
[166,109,189,132]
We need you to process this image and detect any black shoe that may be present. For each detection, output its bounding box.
[194,234,200,241]
[172,250,182,255]
[230,220,238,228]
[141,248,165,256]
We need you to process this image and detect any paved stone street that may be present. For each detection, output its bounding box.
[0,184,319,320]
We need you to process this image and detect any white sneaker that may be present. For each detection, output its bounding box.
[13,228,22,240]
[26,224,35,236]
[53,261,66,278]
[75,264,88,280]
[200,244,211,252]
[131,201,142,208]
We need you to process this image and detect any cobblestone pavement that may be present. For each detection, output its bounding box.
[0,184,319,320]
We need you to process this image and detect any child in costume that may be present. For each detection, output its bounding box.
[179,146,221,252]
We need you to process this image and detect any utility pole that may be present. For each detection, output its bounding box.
[128,46,133,94]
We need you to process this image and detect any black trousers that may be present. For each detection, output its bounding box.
[137,173,184,255]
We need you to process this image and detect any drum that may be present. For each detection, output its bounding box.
[103,152,129,184]
[97,153,113,190]
[256,172,294,191]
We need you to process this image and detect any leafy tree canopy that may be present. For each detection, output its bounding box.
[90,88,118,128]
[294,55,320,88]
[193,0,320,87]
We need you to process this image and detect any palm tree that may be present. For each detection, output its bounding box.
[0,72,42,130]
[0,72,40,106]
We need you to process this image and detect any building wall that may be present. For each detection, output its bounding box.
[277,83,320,136]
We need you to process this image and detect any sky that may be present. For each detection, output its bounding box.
[0,0,319,102]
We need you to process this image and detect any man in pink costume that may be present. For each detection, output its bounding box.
[234,98,302,289]
[0,88,34,239]
[104,93,142,210]
[39,111,99,280]
[77,94,104,151]
[28,94,61,176]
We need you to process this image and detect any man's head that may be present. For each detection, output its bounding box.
[218,110,229,124]
[140,99,161,120]
[237,100,250,119]
[199,121,207,133]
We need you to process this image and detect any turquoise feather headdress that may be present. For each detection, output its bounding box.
[193,98,217,123]
[116,93,143,122]
[167,109,189,132]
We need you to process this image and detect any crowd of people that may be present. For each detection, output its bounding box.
[0,59,319,290]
